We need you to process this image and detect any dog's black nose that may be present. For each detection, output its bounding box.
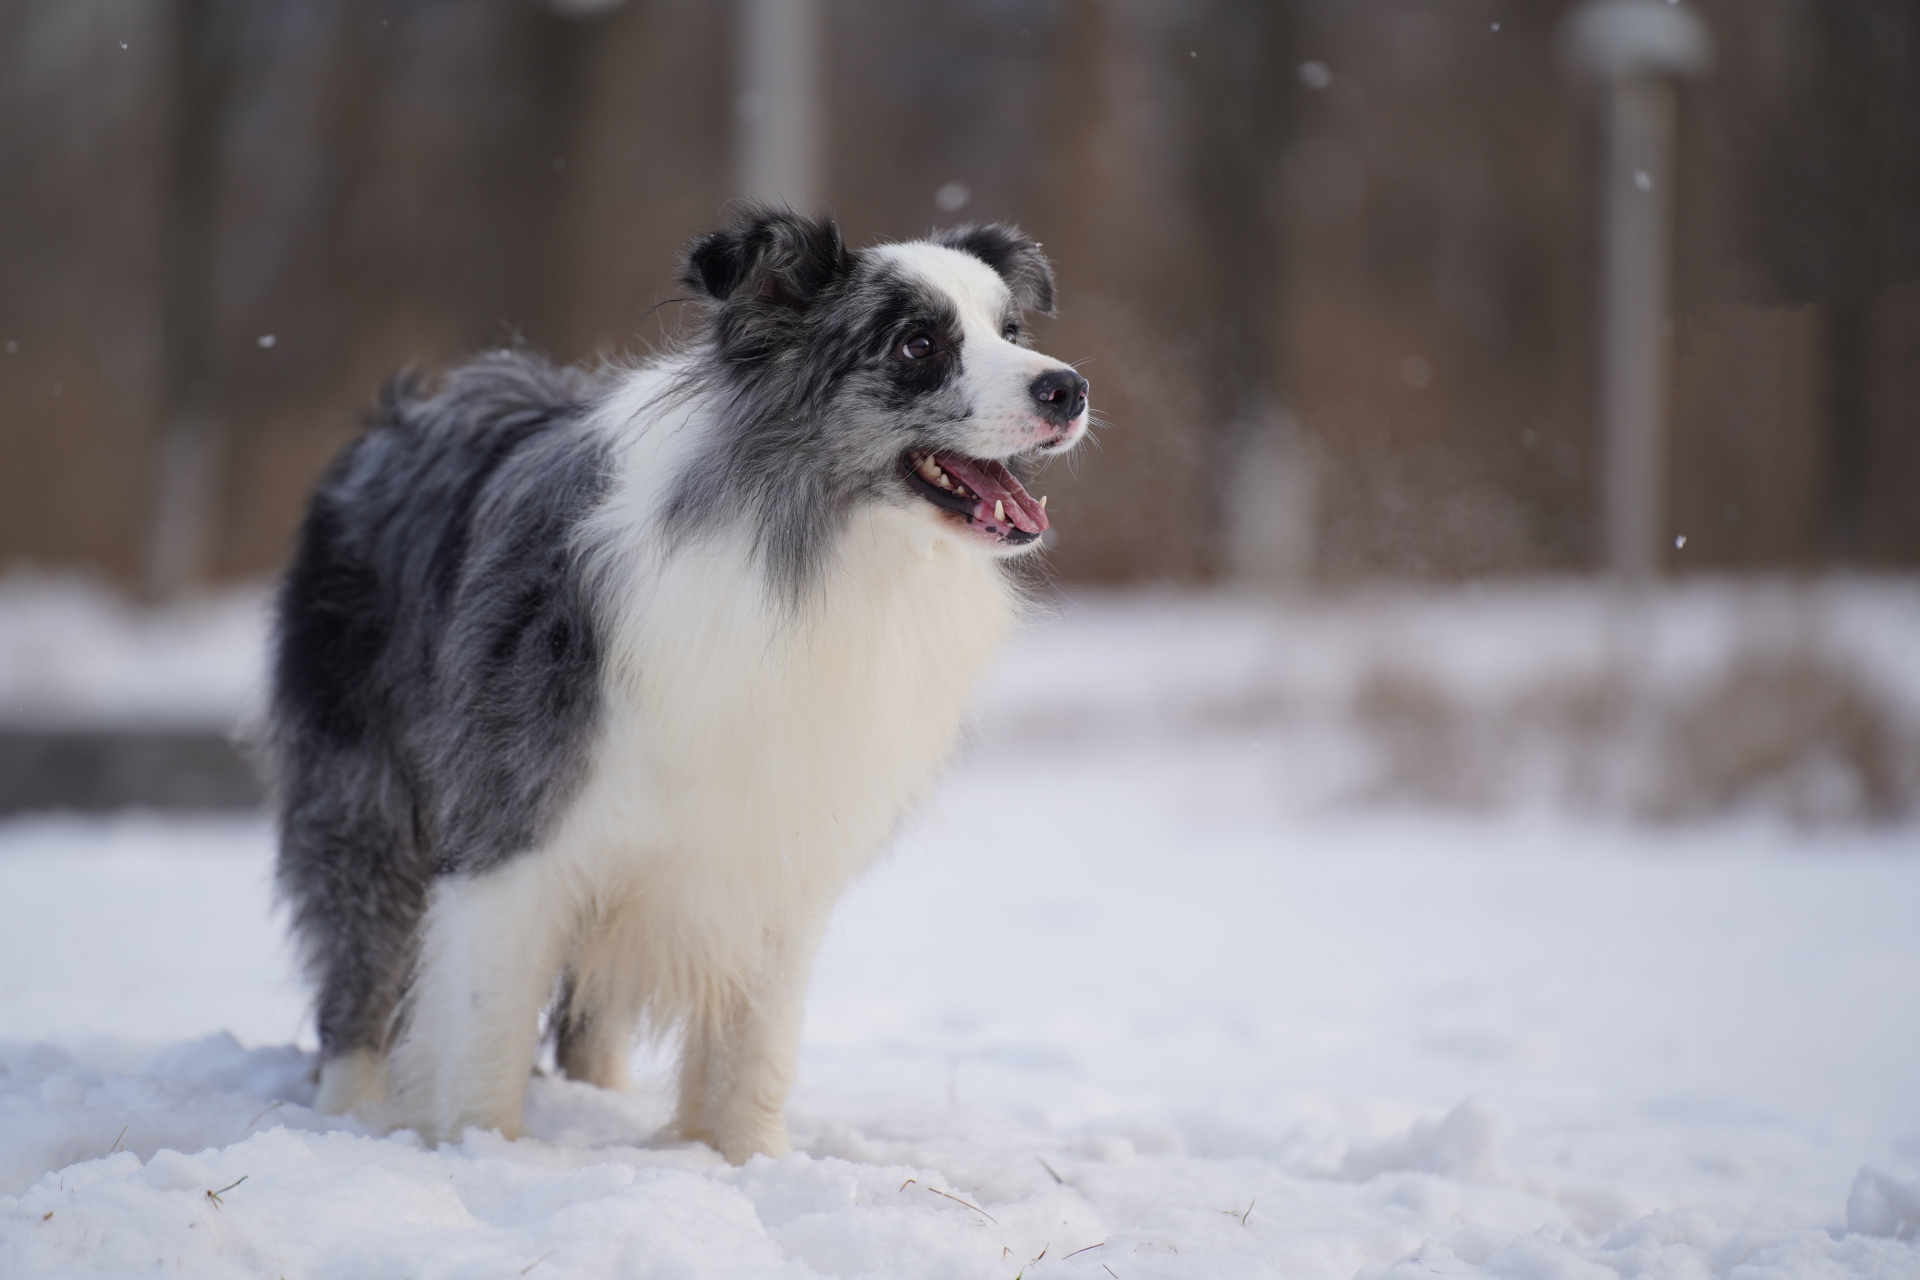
[1030,369,1088,424]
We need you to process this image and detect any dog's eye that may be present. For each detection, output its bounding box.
[899,332,936,360]
[1002,322,1021,342]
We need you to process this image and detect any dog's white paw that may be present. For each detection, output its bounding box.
[314,1048,389,1117]
[715,1122,792,1166]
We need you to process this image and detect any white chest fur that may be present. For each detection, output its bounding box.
[559,505,1015,999]
[553,380,1018,1031]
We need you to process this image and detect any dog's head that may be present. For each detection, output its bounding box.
[677,206,1089,570]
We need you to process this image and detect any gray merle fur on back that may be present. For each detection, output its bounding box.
[270,349,612,1056]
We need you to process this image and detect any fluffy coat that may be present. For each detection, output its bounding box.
[270,207,1089,1162]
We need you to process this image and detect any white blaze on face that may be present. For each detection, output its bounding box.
[872,243,1081,458]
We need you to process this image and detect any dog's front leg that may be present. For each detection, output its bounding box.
[384,857,569,1145]
[674,916,826,1164]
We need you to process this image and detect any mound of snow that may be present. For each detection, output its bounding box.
[0,572,268,730]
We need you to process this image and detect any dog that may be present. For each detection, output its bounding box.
[268,205,1089,1163]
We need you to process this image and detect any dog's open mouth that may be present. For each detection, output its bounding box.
[904,449,1049,545]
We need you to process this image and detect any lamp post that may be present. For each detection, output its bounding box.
[1564,0,1712,582]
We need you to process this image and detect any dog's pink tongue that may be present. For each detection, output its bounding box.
[936,454,1049,535]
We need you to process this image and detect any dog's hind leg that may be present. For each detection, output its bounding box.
[278,756,425,1119]
[673,916,827,1164]
[315,1047,389,1116]
[552,972,637,1092]
[383,853,571,1144]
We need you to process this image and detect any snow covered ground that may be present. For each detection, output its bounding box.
[0,573,269,730]
[3,579,1919,1277]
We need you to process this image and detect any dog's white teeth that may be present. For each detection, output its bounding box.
[918,456,942,481]
[994,500,1005,522]
[1039,495,1048,509]
[938,474,953,489]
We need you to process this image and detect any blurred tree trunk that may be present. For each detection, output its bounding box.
[1813,1,1904,559]
[1185,0,1303,581]
[145,0,235,598]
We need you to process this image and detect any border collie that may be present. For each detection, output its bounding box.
[269,206,1089,1163]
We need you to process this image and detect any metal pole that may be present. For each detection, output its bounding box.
[1564,1,1712,582]
[1599,74,1676,581]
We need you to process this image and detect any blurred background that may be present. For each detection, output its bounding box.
[2,0,1918,821]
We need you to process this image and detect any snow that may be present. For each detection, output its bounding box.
[3,579,1919,1277]
[0,572,268,730]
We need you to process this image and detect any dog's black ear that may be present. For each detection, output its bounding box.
[936,223,1056,316]
[681,206,852,310]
